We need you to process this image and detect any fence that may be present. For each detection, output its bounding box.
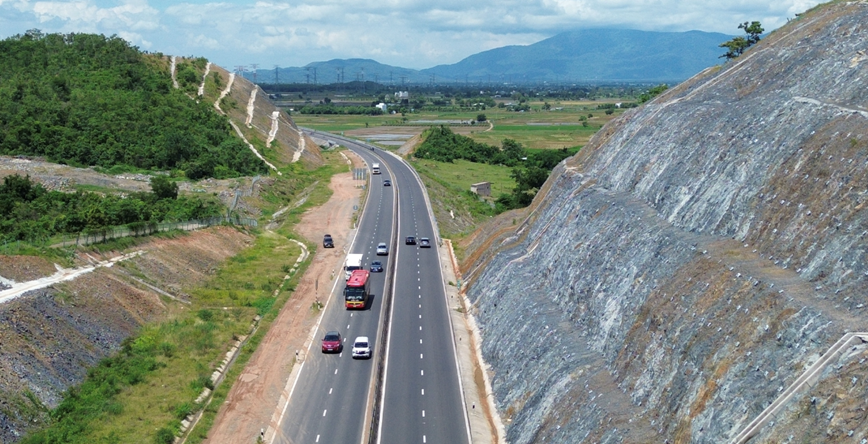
[0,216,258,254]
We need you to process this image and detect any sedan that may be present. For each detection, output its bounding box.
[383,179,391,186]
[321,331,343,353]
[376,242,388,255]
[405,236,416,245]
[419,237,431,248]
[370,260,383,272]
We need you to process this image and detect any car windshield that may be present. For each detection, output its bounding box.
[355,341,368,348]
[372,261,381,266]
[324,333,339,341]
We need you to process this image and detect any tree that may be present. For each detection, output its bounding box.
[720,21,764,60]
[476,114,487,122]
[150,175,178,200]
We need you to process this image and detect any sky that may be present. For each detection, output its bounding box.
[0,0,824,71]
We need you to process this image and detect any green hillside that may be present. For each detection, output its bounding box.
[0,31,268,179]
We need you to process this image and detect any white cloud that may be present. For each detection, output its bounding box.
[0,0,825,70]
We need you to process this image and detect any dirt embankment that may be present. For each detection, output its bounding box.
[0,227,253,442]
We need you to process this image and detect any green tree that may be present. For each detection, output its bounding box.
[150,176,178,200]
[476,113,487,122]
[720,21,764,60]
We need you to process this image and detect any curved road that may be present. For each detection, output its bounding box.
[274,130,470,444]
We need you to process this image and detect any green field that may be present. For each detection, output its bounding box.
[410,158,516,196]
[292,98,627,150]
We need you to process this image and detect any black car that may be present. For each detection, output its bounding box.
[383,179,391,186]
[370,260,383,272]
[419,237,431,248]
[323,234,334,248]
[405,236,416,245]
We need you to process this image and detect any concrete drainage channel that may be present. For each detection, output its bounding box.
[730,331,868,444]
[177,239,310,444]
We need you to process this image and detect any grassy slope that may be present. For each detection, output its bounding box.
[19,153,345,444]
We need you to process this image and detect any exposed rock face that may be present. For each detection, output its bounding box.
[466,3,868,443]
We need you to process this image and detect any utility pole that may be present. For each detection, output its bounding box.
[250,63,259,83]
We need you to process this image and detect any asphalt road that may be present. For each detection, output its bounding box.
[275,141,392,444]
[276,131,470,444]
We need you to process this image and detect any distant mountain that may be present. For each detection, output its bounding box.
[258,28,733,85]
[423,29,733,83]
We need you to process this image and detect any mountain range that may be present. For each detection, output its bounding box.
[255,28,734,85]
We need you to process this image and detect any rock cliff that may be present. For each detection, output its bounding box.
[465,2,868,443]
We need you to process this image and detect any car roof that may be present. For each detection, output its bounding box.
[354,336,369,342]
[378,242,386,246]
[325,330,340,336]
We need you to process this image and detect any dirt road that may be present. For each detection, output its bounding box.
[203,151,365,443]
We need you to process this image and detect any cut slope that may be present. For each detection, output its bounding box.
[464,2,868,443]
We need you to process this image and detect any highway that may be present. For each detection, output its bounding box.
[274,130,470,444]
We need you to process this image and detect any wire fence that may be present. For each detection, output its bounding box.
[0,216,258,254]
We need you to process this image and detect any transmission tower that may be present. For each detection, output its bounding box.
[250,63,259,83]
[274,65,280,84]
[234,65,247,79]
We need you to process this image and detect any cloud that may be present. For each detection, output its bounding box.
[0,0,825,70]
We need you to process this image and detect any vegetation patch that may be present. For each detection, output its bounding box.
[0,174,222,244]
[0,31,269,179]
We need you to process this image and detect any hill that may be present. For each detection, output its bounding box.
[0,31,321,175]
[461,2,868,443]
[262,29,733,85]
[423,28,732,83]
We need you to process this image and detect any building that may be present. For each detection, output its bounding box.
[471,182,491,197]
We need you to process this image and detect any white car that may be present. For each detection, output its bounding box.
[352,336,372,359]
[376,242,388,255]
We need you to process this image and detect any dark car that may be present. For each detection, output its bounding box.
[383,179,391,186]
[370,260,383,272]
[323,234,334,248]
[419,237,431,248]
[321,331,342,353]
[405,236,416,245]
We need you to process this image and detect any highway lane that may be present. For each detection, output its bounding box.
[377,149,470,444]
[307,131,471,444]
[275,144,394,444]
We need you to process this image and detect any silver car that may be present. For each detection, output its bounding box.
[376,242,388,255]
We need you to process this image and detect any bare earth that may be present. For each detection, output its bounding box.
[204,151,365,443]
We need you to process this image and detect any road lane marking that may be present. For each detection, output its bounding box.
[323,409,327,417]
[335,369,338,375]
[422,389,425,395]
[316,435,320,442]
[422,410,425,418]
[421,370,424,376]
[420,353,423,359]
[329,388,333,394]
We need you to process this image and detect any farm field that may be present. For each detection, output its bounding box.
[291,98,629,150]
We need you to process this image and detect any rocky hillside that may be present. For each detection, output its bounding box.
[464,2,868,443]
